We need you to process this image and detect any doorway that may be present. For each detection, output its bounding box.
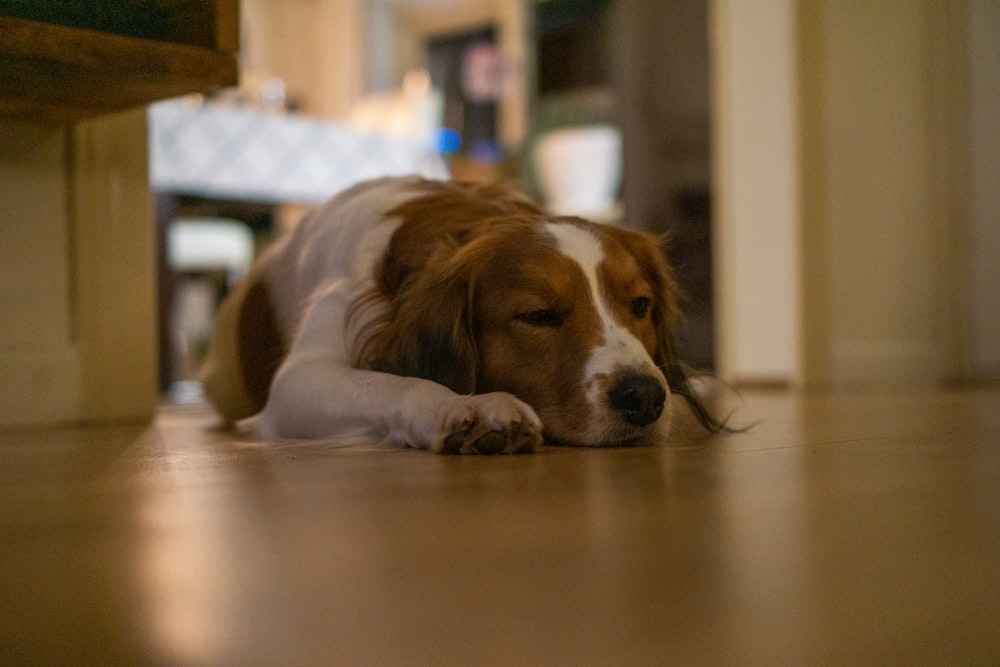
[609,0,715,370]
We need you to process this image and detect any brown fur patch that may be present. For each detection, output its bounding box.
[237,278,286,414]
[377,180,545,295]
[472,225,603,413]
[353,181,547,391]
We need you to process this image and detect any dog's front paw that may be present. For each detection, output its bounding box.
[435,393,543,454]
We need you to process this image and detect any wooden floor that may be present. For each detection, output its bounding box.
[2,387,999,665]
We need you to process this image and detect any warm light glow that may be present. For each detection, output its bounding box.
[403,68,432,96]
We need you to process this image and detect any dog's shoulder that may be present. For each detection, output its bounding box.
[278,177,432,296]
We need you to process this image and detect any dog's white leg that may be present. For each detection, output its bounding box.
[254,285,543,453]
[259,368,542,453]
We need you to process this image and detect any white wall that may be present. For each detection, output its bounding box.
[712,0,992,388]
[807,1,946,386]
[710,0,800,384]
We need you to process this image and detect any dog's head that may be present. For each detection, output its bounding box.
[355,182,717,446]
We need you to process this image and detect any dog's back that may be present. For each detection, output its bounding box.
[199,177,427,423]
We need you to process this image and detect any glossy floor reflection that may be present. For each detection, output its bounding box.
[2,388,999,664]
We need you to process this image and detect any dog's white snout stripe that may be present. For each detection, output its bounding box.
[544,223,660,378]
[545,222,666,440]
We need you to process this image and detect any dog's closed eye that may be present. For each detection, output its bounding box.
[515,309,564,328]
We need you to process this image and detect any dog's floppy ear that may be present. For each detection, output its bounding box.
[631,231,733,433]
[620,231,682,371]
[362,254,479,395]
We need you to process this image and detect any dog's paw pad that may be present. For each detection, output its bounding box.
[441,423,474,454]
[472,430,507,455]
[436,395,542,455]
[442,424,524,455]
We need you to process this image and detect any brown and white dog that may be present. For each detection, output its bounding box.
[200,176,721,453]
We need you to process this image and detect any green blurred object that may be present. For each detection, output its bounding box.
[0,0,168,40]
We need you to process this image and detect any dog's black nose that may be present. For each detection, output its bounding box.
[608,374,666,426]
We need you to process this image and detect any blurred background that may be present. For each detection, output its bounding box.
[0,0,997,427]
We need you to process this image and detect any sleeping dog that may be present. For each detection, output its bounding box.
[200,176,723,453]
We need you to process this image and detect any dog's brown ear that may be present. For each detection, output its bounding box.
[632,232,733,434]
[362,257,478,395]
[622,231,682,371]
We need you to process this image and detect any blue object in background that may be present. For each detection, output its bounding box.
[437,128,462,154]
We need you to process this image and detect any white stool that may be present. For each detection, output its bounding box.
[533,124,624,223]
[167,217,255,285]
[166,218,254,395]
